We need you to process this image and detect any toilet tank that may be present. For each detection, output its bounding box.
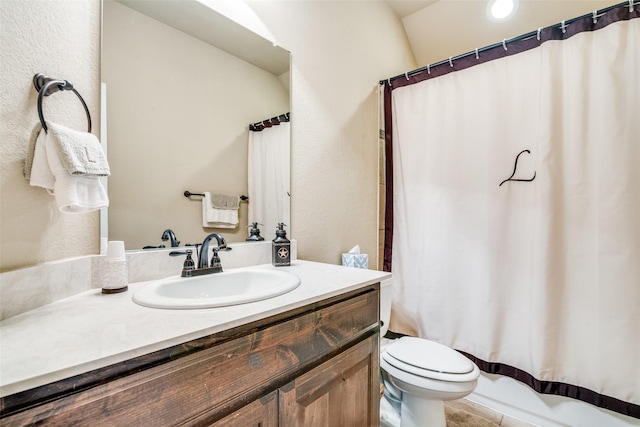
[380,278,393,337]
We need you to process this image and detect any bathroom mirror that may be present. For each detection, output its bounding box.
[102,0,290,250]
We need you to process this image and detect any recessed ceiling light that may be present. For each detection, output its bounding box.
[487,0,518,21]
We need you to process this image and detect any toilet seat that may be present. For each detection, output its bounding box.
[382,337,479,383]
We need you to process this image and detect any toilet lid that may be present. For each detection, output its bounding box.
[384,337,474,375]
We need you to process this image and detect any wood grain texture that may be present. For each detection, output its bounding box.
[1,286,377,417]
[279,336,379,427]
[1,287,379,426]
[208,391,278,427]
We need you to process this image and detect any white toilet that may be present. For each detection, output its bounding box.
[379,279,480,427]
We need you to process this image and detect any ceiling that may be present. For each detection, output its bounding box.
[385,0,437,18]
[384,0,615,70]
[119,0,621,79]
[117,0,290,75]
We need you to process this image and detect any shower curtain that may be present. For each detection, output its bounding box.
[382,6,639,418]
[248,115,291,238]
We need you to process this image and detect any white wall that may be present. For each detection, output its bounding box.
[0,0,101,271]
[1,0,413,271]
[247,0,416,267]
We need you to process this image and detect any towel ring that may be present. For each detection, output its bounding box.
[33,73,92,134]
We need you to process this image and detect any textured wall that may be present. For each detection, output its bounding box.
[247,1,416,268]
[1,0,413,271]
[0,0,101,271]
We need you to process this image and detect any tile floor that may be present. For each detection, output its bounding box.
[381,394,537,427]
[444,399,537,427]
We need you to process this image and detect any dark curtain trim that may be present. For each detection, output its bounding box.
[381,2,639,416]
[383,83,394,273]
[249,112,290,132]
[383,2,639,90]
[459,351,640,419]
[384,331,640,419]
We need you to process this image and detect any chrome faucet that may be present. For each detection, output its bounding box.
[161,229,180,247]
[198,233,228,269]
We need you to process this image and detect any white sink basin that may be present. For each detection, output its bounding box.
[132,268,301,309]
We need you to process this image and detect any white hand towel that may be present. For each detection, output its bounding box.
[50,173,109,213]
[209,193,240,210]
[45,130,109,213]
[202,192,239,229]
[47,122,110,176]
[24,123,41,181]
[28,126,55,194]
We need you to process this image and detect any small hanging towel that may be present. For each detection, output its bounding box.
[202,192,239,229]
[47,122,110,176]
[26,125,55,193]
[25,122,109,213]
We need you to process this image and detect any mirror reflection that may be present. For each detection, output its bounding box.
[102,0,291,250]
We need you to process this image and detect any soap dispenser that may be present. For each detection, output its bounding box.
[246,222,265,242]
[272,223,290,266]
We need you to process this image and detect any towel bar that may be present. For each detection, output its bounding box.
[184,191,248,201]
[33,73,92,134]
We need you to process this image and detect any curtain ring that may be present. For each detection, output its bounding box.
[387,78,391,87]
[537,27,542,41]
[475,48,479,60]
[592,10,598,24]
[629,0,634,12]
[427,64,431,74]
[502,39,508,51]
[561,20,567,34]
[449,57,453,67]
[405,72,410,81]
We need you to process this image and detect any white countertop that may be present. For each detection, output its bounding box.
[0,260,391,397]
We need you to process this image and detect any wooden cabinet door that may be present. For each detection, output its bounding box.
[278,335,379,427]
[209,391,278,427]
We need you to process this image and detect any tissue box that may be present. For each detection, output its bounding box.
[342,253,368,269]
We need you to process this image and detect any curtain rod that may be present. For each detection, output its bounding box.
[380,0,637,85]
[249,112,290,132]
[251,112,290,127]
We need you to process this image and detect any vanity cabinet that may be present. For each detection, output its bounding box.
[1,285,380,426]
[211,335,378,427]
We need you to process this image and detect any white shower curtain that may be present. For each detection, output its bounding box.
[385,16,639,416]
[248,121,291,237]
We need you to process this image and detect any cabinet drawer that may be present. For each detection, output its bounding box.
[2,288,379,426]
[208,391,278,427]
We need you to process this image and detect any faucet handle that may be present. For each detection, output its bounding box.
[170,249,196,277]
[169,249,192,257]
[210,248,223,271]
[188,243,202,262]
